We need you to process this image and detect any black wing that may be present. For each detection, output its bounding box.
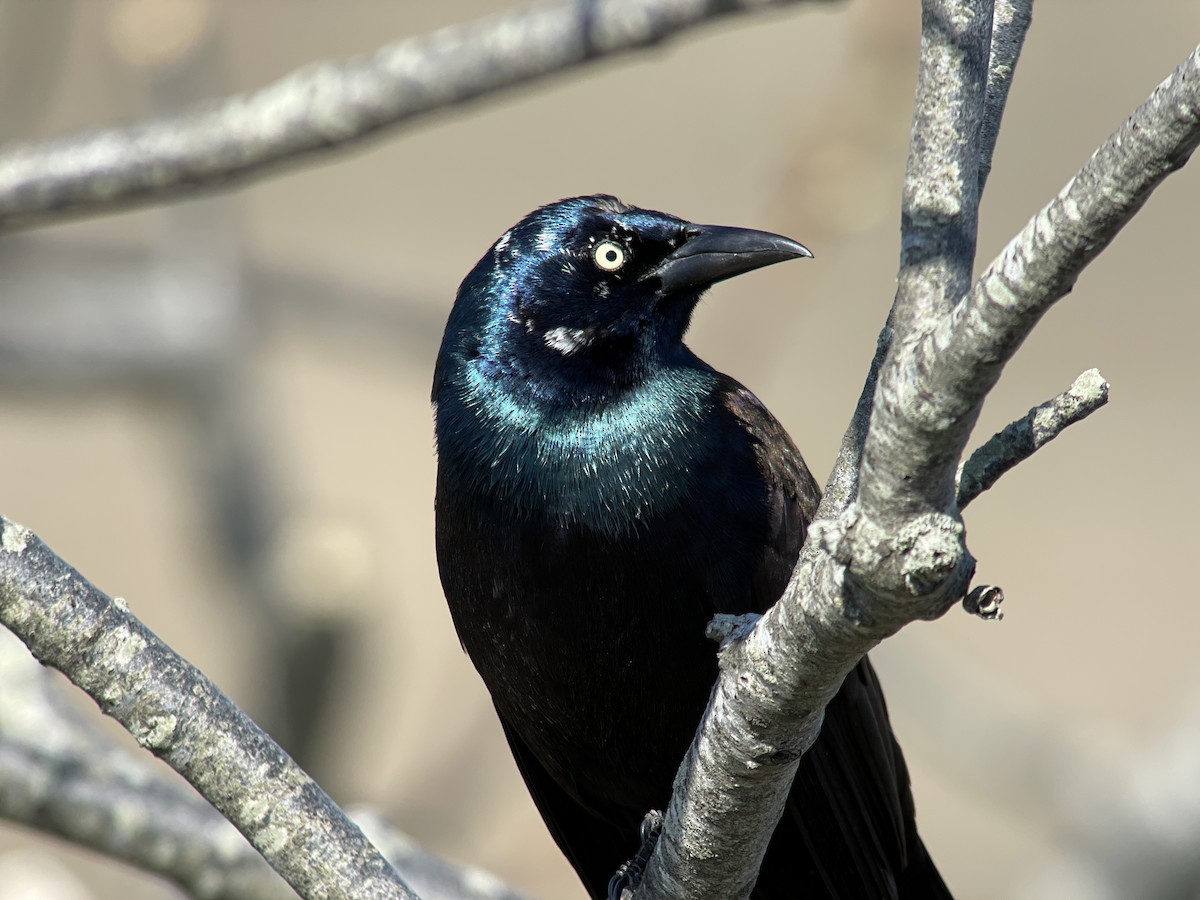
[498,714,636,898]
[720,380,951,900]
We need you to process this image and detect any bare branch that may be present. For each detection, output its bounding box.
[821,0,996,514]
[0,626,527,899]
[1,744,289,897]
[978,0,1033,192]
[915,42,1200,471]
[895,0,991,332]
[825,0,1031,516]
[0,0,823,233]
[822,40,1200,636]
[957,368,1110,509]
[0,628,282,898]
[0,517,413,900]
[635,3,996,897]
[851,0,994,595]
[635,31,1200,900]
[0,625,290,899]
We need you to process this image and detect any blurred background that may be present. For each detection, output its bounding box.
[1,1,1199,898]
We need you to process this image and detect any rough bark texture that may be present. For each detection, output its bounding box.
[634,19,1200,900]
[0,626,528,900]
[957,368,1109,509]
[1,3,1199,899]
[0,518,414,900]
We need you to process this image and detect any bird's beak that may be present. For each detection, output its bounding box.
[644,224,812,294]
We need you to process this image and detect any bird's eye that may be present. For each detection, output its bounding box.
[592,240,627,272]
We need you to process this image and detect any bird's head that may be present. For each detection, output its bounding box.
[435,195,810,403]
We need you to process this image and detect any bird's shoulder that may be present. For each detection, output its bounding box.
[710,375,822,611]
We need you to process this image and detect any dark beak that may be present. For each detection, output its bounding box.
[644,224,812,294]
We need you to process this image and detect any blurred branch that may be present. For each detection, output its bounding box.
[0,630,526,900]
[957,368,1110,509]
[0,629,294,900]
[0,517,413,900]
[123,15,364,776]
[0,0,825,232]
[0,237,444,382]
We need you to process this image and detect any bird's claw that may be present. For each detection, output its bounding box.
[607,810,664,900]
[963,584,1004,620]
[706,612,761,649]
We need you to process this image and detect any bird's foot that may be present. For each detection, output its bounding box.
[963,584,1004,620]
[706,612,761,649]
[607,809,664,900]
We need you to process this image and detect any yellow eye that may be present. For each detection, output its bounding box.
[593,240,627,272]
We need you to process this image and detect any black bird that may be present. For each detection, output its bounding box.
[433,196,950,899]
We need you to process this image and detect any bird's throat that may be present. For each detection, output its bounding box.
[438,360,720,535]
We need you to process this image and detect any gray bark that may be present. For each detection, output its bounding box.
[0,519,415,900]
[1,2,1198,898]
[0,624,527,900]
[634,8,1200,900]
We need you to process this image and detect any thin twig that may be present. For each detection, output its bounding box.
[957,368,1110,509]
[978,0,1033,192]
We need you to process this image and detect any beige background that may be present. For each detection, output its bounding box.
[1,2,1199,898]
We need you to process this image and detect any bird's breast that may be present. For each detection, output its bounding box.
[437,362,723,535]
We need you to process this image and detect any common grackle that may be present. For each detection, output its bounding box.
[433,196,950,899]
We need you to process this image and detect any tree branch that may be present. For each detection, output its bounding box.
[917,42,1200,468]
[957,368,1110,509]
[849,0,994,599]
[0,627,526,900]
[0,517,413,900]
[636,2,996,897]
[895,0,991,332]
[978,0,1032,192]
[634,30,1200,900]
[0,627,288,899]
[0,0,824,233]
[821,0,1024,514]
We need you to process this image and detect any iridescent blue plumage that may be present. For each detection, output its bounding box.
[435,196,726,532]
[433,196,950,899]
